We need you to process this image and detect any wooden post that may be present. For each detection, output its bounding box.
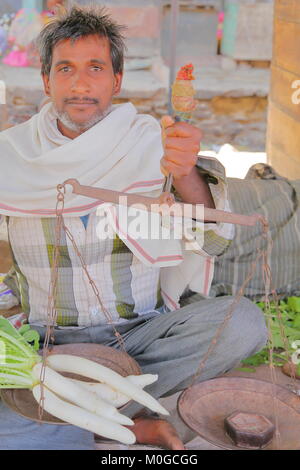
[267,0,300,178]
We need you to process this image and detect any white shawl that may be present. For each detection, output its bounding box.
[0,102,212,309]
[0,102,166,216]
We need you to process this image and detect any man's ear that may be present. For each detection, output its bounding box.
[113,72,123,96]
[42,73,51,97]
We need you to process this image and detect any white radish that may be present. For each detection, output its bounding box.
[69,379,131,408]
[127,374,158,388]
[32,363,133,426]
[32,384,136,445]
[70,374,158,408]
[47,355,169,416]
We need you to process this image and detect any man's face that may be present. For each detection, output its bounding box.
[42,34,123,137]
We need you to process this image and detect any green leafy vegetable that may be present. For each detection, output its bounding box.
[19,324,40,351]
[235,367,256,373]
[0,317,41,388]
[240,297,300,371]
[293,314,300,330]
[287,297,300,313]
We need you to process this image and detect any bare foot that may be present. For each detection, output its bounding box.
[128,416,185,450]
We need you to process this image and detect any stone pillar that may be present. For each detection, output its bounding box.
[267,0,300,178]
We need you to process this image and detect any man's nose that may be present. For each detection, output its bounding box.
[70,72,90,93]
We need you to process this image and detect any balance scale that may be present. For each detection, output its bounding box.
[2,179,299,450]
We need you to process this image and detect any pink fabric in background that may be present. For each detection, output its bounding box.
[3,50,29,67]
[217,11,225,40]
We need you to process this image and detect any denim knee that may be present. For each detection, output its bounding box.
[223,296,268,359]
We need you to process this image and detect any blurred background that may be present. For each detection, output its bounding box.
[0,0,298,182]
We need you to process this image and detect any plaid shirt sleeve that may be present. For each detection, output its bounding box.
[172,155,235,257]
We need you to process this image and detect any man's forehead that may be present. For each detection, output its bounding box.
[52,35,111,61]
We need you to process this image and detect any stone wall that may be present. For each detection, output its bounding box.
[4,90,267,151]
[114,95,267,151]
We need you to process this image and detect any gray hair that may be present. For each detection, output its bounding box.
[36,4,127,76]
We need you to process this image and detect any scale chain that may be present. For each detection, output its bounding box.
[39,184,129,420]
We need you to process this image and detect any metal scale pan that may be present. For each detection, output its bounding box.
[178,376,300,450]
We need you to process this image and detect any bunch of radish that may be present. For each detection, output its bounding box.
[0,317,168,445]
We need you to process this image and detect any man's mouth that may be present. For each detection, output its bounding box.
[65,98,99,107]
[67,102,96,106]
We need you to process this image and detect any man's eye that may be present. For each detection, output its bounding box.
[59,66,70,72]
[91,66,102,71]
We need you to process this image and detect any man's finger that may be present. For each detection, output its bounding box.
[160,115,175,130]
[164,136,200,154]
[163,150,198,167]
[164,122,201,139]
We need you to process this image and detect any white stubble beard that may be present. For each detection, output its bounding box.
[55,103,113,134]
